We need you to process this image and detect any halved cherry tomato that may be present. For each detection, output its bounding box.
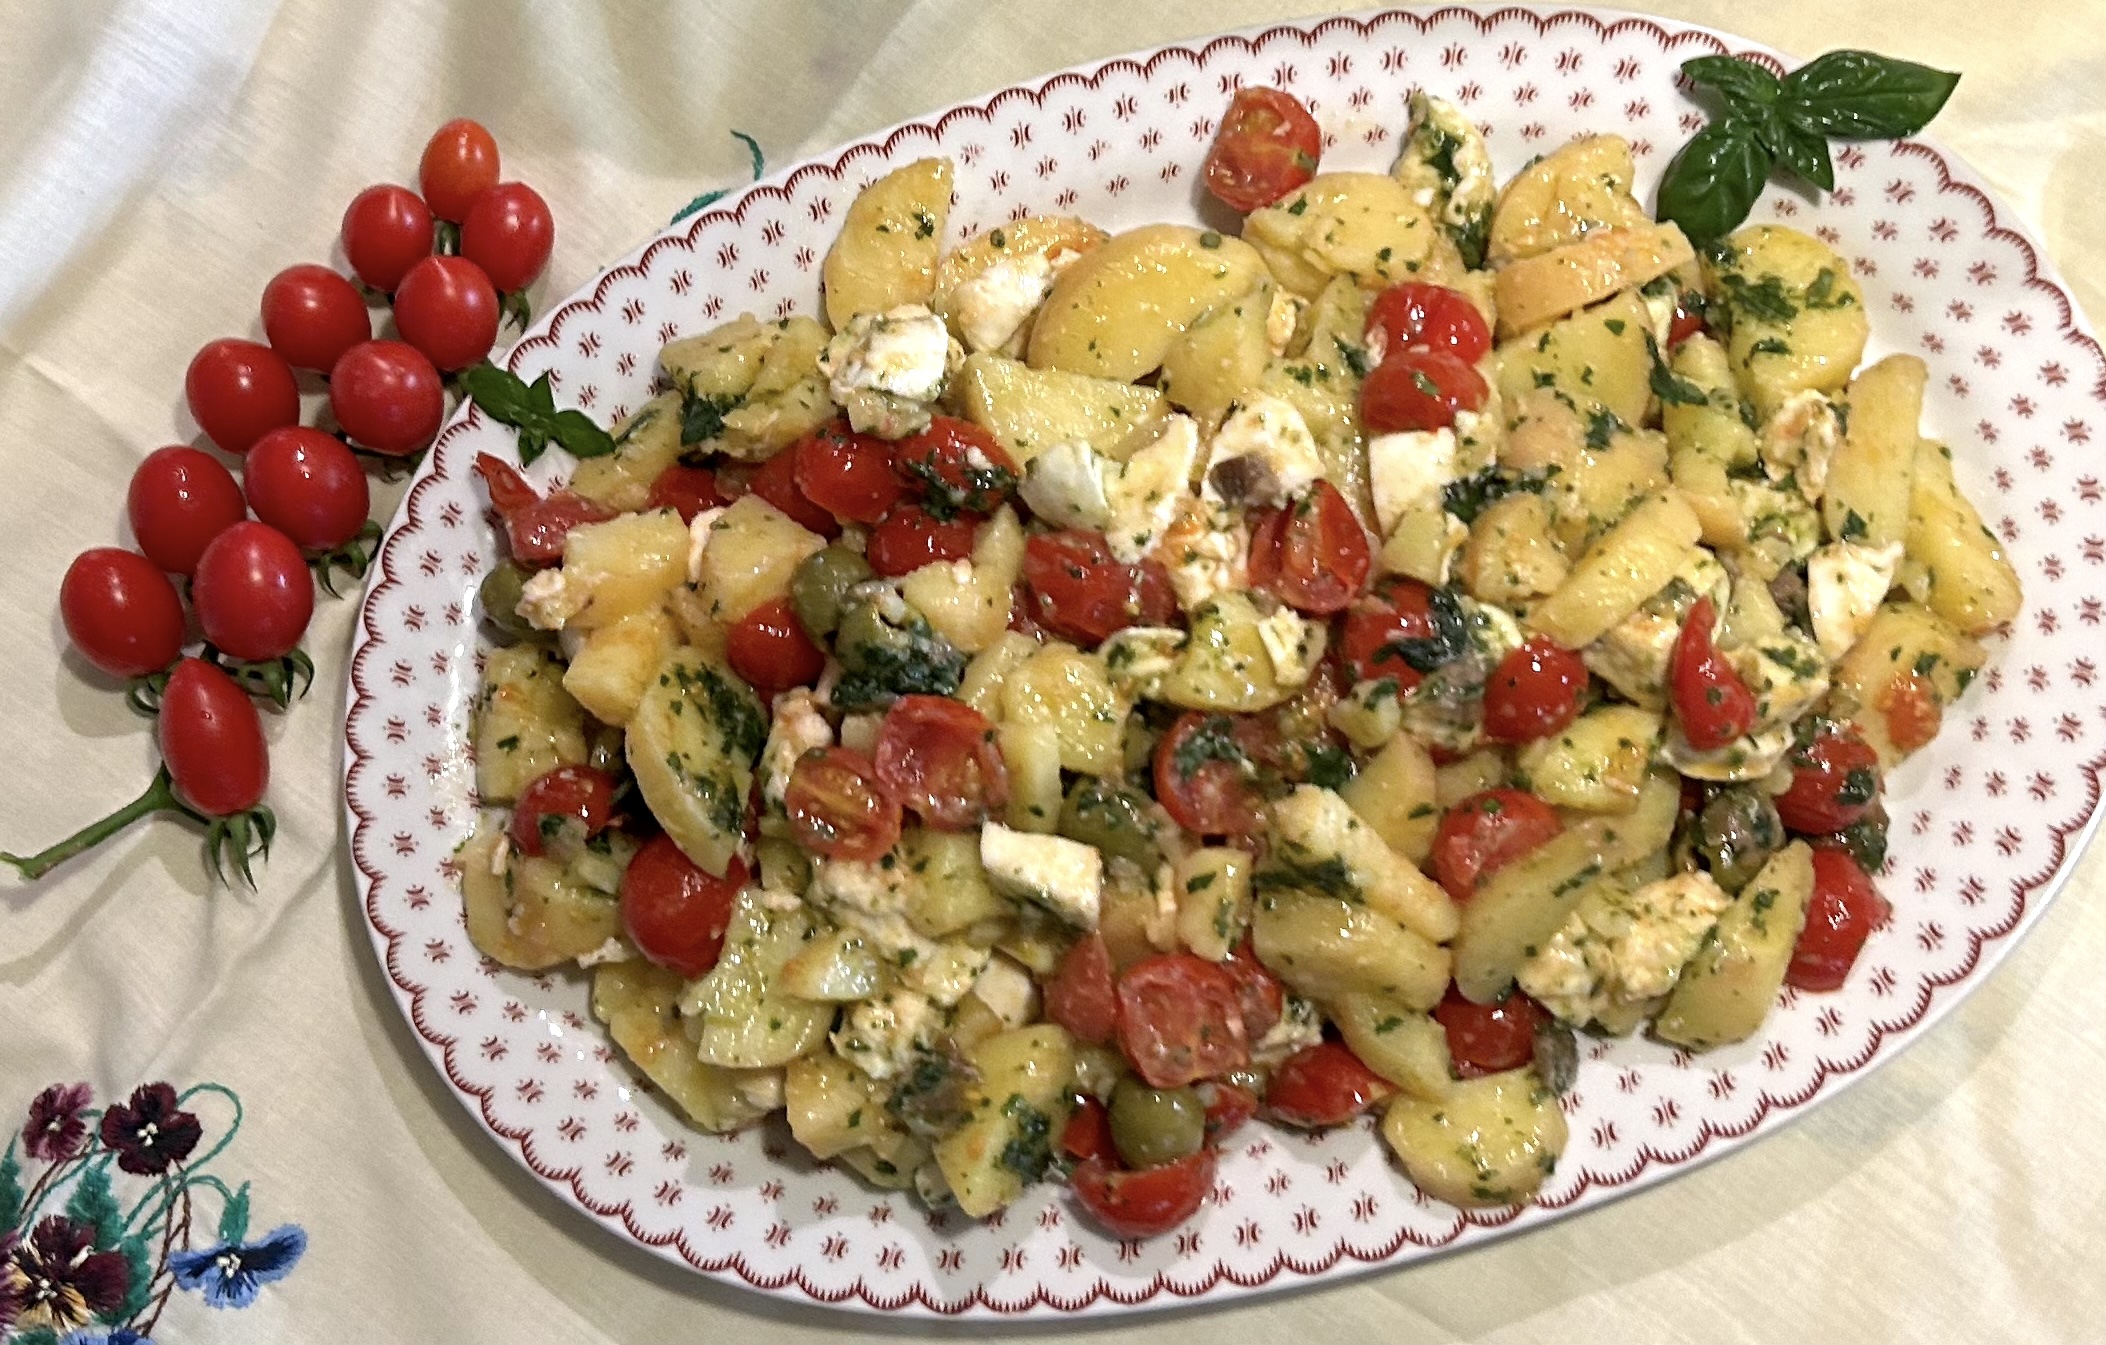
[1202,87,1321,214]
[1062,1097,1115,1162]
[621,836,745,978]
[1361,348,1488,434]
[260,264,372,373]
[1071,1149,1216,1239]
[191,521,315,662]
[1787,847,1892,992]
[159,658,269,817]
[508,765,616,856]
[1153,712,1267,838]
[127,445,248,576]
[1878,671,1942,756]
[1364,283,1492,366]
[873,696,1008,830]
[472,454,617,565]
[1668,295,1707,346]
[1115,953,1250,1089]
[726,597,826,703]
[60,549,186,679]
[793,423,905,524]
[644,464,728,524]
[1045,933,1118,1046]
[1774,722,1881,836]
[1670,596,1757,751]
[243,427,371,551]
[340,184,435,292]
[1246,480,1370,616]
[866,503,978,577]
[185,339,300,456]
[1196,1081,1259,1142]
[892,416,1019,517]
[1434,983,1547,1072]
[1223,940,1286,1041]
[1482,636,1588,744]
[1265,1041,1395,1127]
[419,118,501,223]
[460,182,555,293]
[1429,789,1562,902]
[783,746,901,863]
[748,449,841,538]
[1337,575,1445,689]
[331,340,445,456]
[1020,530,1178,646]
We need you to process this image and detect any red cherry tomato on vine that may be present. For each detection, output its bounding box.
[1337,575,1443,689]
[865,503,978,577]
[726,597,826,702]
[330,340,444,456]
[644,464,727,523]
[508,765,616,857]
[1153,712,1267,839]
[1364,283,1492,365]
[784,746,901,863]
[1670,596,1758,751]
[1434,983,1548,1073]
[1045,933,1118,1046]
[159,658,269,817]
[620,836,745,978]
[1265,1041,1395,1128]
[1787,847,1891,992]
[1361,347,1488,435]
[460,182,554,292]
[1429,789,1562,902]
[191,521,314,662]
[260,264,372,373]
[471,454,616,565]
[419,118,502,223]
[393,255,500,372]
[60,549,187,679]
[1019,530,1177,646]
[1482,636,1588,744]
[340,184,435,292]
[126,445,247,575]
[873,695,1008,830]
[1071,1149,1216,1239]
[185,339,299,456]
[243,427,370,551]
[1115,953,1250,1089]
[747,450,840,538]
[1774,723,1882,836]
[1202,87,1321,214]
[792,424,904,524]
[1246,480,1370,616]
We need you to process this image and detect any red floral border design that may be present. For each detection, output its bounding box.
[343,5,2106,1316]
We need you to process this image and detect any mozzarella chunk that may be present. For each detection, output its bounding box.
[1105,415,1202,563]
[831,988,944,1082]
[1640,278,1678,353]
[758,688,833,813]
[950,254,1054,354]
[1731,478,1823,575]
[818,304,961,439]
[1201,395,1323,511]
[979,822,1103,928]
[1661,720,1794,782]
[1730,632,1831,731]
[1518,871,1734,1030]
[808,856,924,958]
[1808,540,1904,662]
[968,954,1041,1029]
[683,506,727,585]
[1018,439,1113,529]
[1255,606,1322,689]
[1582,550,1729,709]
[515,567,587,631]
[1368,427,1460,537]
[1760,389,1842,502]
[1251,994,1324,1068]
[1101,625,1187,700]
[1265,289,1304,356]
[1158,499,1248,613]
[1399,92,1495,245]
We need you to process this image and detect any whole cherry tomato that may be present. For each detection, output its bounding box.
[1071,1148,1216,1239]
[1115,953,1250,1089]
[1245,480,1370,616]
[1361,347,1488,434]
[1336,575,1446,689]
[1202,87,1321,213]
[508,765,616,857]
[471,454,615,565]
[1482,637,1589,744]
[460,182,555,292]
[891,416,1019,516]
[1020,530,1177,646]
[159,658,269,816]
[243,427,370,551]
[747,449,840,538]
[1265,1041,1395,1127]
[1668,294,1707,346]
[1153,712,1267,838]
[872,695,1008,830]
[340,184,435,292]
[191,521,314,662]
[1434,983,1548,1073]
[1429,789,1562,902]
[60,549,186,679]
[1364,283,1492,365]
[1774,722,1882,836]
[1045,933,1118,1046]
[792,423,904,523]
[784,746,901,863]
[419,118,502,222]
[620,836,745,978]
[330,340,445,456]
[260,264,372,373]
[865,503,977,577]
[1787,847,1892,992]
[644,464,727,523]
[392,255,500,372]
[1670,596,1757,751]
[726,597,827,702]
[185,339,299,455]
[127,445,247,575]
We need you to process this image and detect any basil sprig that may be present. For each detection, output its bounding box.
[1657,49,1959,243]
[460,363,616,466]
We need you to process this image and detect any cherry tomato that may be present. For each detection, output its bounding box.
[419,118,502,222]
[191,521,314,662]
[792,424,905,523]
[747,449,841,537]
[185,339,300,455]
[127,445,247,575]
[1774,722,1882,836]
[784,746,901,863]
[644,464,727,523]
[340,184,435,292]
[331,340,445,456]
[1787,847,1892,992]
[1071,1148,1216,1239]
[393,255,500,372]
[471,454,616,565]
[1115,953,1250,1089]
[1062,1097,1115,1163]
[1482,637,1588,744]
[1434,983,1548,1073]
[1196,1080,1259,1142]
[460,182,555,292]
[1045,933,1118,1046]
[1153,712,1267,838]
[243,427,370,551]
[865,503,978,577]
[892,416,1019,516]
[1337,575,1444,689]
[1429,789,1562,902]
[1020,530,1178,646]
[508,765,616,857]
[1223,941,1286,1041]
[1246,480,1370,616]
[620,836,745,978]
[1670,596,1757,751]
[726,597,826,702]
[1202,87,1322,213]
[1878,671,1942,756]
[1361,348,1488,434]
[1668,296,1707,346]
[1364,283,1492,366]
[159,658,269,817]
[60,549,186,679]
[259,264,372,373]
[1265,1041,1395,1127]
[872,695,1008,830]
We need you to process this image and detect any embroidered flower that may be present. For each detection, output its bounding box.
[59,1330,156,1345]
[169,1224,306,1310]
[2,1215,131,1333]
[24,1082,94,1163]
[97,1083,201,1176]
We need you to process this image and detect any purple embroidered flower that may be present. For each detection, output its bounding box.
[3,1216,131,1333]
[97,1083,200,1176]
[59,1331,155,1345]
[24,1082,93,1163]
[169,1224,306,1309]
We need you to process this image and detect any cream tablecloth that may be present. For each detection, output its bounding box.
[2,1,2102,1340]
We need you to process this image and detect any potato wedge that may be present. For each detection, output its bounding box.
[823,157,953,326]
[1027,224,1267,380]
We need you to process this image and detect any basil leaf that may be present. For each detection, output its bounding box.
[550,409,616,459]
[462,362,615,466]
[1781,50,1959,138]
[1681,54,1782,112]
[1765,115,1836,191]
[1656,116,1773,244]
[461,362,533,422]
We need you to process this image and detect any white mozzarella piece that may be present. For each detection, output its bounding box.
[1808,540,1904,662]
[1201,394,1324,510]
[515,567,587,631]
[979,822,1104,928]
[951,255,1054,354]
[1760,390,1843,503]
[1367,426,1460,537]
[1104,415,1201,564]
[1518,871,1734,1029]
[831,989,944,1082]
[683,505,727,585]
[758,688,833,812]
[1018,439,1114,529]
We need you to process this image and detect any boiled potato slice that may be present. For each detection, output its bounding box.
[1704,224,1868,420]
[1172,846,1256,962]
[1515,704,1664,813]
[1001,642,1127,775]
[1487,134,1649,264]
[1462,492,1570,605]
[1493,290,1655,428]
[693,493,826,626]
[1822,354,1925,550]
[1251,887,1451,1010]
[1381,1069,1568,1206]
[1159,283,1277,430]
[784,1048,917,1160]
[904,828,1014,939]
[570,391,684,511]
[594,959,774,1133]
[998,720,1063,833]
[461,825,619,970]
[1329,992,1452,1100]
[474,644,589,804]
[680,889,833,1068]
[1527,490,1702,649]
[559,509,690,629]
[899,506,1021,653]
[952,351,1171,464]
[1161,591,1301,713]
[626,647,766,877]
[561,606,678,727]
[933,1024,1075,1217]
[1027,224,1267,381]
[1831,601,1986,766]
[822,158,953,327]
[1339,734,1440,865]
[1655,842,1814,1049]
[1906,438,2021,633]
[1493,221,1694,337]
[1244,172,1439,297]
[660,315,836,461]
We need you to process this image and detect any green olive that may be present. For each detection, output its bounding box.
[1695,786,1784,893]
[790,546,874,640]
[1059,778,1162,871]
[478,561,540,639]
[1108,1078,1205,1169]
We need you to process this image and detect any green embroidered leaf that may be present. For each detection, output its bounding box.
[0,1144,23,1230]
[113,1231,155,1325]
[64,1162,123,1248]
[14,1326,62,1345]
[220,1179,253,1246]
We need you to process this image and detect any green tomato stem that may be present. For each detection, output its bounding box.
[0,766,191,880]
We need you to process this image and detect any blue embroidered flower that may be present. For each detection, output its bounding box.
[169,1224,307,1310]
[58,1329,156,1345]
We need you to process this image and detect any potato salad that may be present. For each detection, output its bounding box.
[458,84,2020,1234]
